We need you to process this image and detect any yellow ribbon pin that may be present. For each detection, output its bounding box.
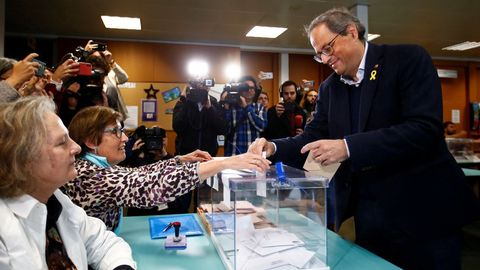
[369,70,377,81]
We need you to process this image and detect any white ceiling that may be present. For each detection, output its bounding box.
[6,0,480,60]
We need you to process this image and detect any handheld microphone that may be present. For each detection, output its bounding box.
[295,115,303,129]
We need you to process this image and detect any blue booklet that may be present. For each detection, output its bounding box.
[149,214,204,239]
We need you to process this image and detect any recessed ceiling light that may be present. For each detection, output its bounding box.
[367,33,381,41]
[246,26,287,38]
[101,16,141,30]
[442,41,480,51]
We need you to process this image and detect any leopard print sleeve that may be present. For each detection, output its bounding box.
[63,158,200,230]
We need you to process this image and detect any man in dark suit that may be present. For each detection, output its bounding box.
[250,7,480,270]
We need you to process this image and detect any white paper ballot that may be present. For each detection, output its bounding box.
[241,253,290,270]
[256,180,267,197]
[303,150,341,180]
[281,247,316,268]
[221,173,238,207]
[206,176,212,187]
[212,174,219,191]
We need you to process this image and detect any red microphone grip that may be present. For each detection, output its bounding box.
[295,115,303,128]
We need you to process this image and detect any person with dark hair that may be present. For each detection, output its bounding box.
[263,80,307,140]
[120,125,173,168]
[221,75,267,156]
[0,97,136,269]
[301,89,318,122]
[444,121,467,138]
[249,7,480,270]
[85,40,130,120]
[174,85,226,157]
[257,91,269,108]
[172,83,227,213]
[63,106,270,231]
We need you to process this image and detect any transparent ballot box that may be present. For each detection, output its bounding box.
[446,138,480,162]
[197,163,330,270]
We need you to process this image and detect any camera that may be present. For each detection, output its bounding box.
[32,59,46,77]
[73,46,91,62]
[78,62,93,76]
[133,126,166,151]
[223,83,250,105]
[186,87,208,103]
[186,78,215,103]
[92,42,107,52]
[188,78,215,89]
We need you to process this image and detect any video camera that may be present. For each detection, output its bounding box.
[73,41,107,62]
[133,126,166,151]
[223,82,250,105]
[186,78,215,103]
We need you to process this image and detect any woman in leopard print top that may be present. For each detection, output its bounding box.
[62,106,270,231]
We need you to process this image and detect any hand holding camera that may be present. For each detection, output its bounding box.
[133,126,166,151]
[275,103,285,117]
[6,53,40,90]
[132,138,146,152]
[52,59,80,82]
[185,78,215,104]
[222,83,250,107]
[84,40,107,52]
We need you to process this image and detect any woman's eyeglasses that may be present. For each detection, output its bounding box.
[104,126,125,138]
[313,33,342,64]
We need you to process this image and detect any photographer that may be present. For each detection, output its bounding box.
[57,43,110,124]
[172,79,226,213]
[221,75,267,156]
[85,40,130,120]
[263,80,307,140]
[120,126,177,216]
[121,126,173,168]
[173,80,226,156]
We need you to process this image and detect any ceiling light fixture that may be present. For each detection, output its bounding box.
[442,41,480,51]
[367,33,381,41]
[101,16,141,30]
[246,26,287,38]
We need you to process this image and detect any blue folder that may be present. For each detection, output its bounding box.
[149,214,204,239]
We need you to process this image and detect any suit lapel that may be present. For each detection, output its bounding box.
[359,44,385,132]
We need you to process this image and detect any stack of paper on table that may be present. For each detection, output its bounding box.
[200,201,273,229]
[235,228,321,270]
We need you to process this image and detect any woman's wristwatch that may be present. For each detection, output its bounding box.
[174,155,182,165]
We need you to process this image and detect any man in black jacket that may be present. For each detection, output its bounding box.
[263,80,306,140]
[250,7,480,270]
[172,85,226,212]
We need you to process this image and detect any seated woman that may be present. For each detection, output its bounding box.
[63,106,270,231]
[0,97,136,269]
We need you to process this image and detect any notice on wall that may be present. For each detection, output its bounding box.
[142,99,158,122]
[452,109,460,124]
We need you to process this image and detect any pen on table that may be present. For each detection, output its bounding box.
[162,222,173,233]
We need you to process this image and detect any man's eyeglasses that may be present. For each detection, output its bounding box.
[313,33,342,64]
[104,126,125,139]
